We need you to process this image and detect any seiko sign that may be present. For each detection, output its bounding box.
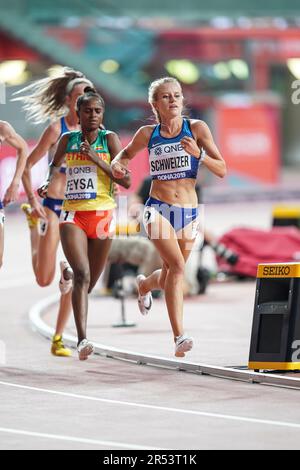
[263,266,291,276]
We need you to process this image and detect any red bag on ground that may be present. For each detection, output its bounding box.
[216,227,300,278]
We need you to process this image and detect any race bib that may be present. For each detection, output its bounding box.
[60,210,75,224]
[149,144,191,178]
[143,207,156,227]
[65,165,97,201]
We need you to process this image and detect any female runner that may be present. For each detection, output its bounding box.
[111,77,226,357]
[0,121,28,269]
[43,88,130,360]
[16,68,93,356]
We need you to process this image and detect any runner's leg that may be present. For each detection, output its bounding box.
[60,223,89,344]
[0,213,4,269]
[141,214,199,294]
[34,207,60,286]
[146,213,185,337]
[88,237,113,293]
[54,290,72,336]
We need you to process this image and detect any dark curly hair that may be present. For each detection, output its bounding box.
[76,87,105,114]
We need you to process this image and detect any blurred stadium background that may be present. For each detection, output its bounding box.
[1,0,300,196]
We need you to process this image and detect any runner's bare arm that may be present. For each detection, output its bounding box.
[37,133,69,198]
[22,123,60,202]
[107,132,131,188]
[48,133,69,177]
[111,126,153,179]
[191,120,226,178]
[1,123,28,206]
[80,132,131,189]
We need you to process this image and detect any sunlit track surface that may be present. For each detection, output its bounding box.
[2,210,300,450]
[30,295,300,391]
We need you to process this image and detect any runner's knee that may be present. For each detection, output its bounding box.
[36,274,53,287]
[167,257,185,276]
[158,271,166,289]
[73,267,90,288]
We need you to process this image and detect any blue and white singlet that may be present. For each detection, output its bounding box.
[148,119,202,182]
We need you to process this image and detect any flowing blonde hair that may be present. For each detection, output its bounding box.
[13,67,92,123]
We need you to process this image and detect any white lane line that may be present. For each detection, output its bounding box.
[1,380,300,431]
[29,294,300,390]
[0,427,159,450]
[0,278,34,289]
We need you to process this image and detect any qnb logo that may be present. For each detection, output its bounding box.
[291,80,300,105]
[154,146,162,156]
[0,341,6,365]
[163,144,183,153]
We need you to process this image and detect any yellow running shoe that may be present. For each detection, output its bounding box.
[51,335,72,357]
[21,203,38,229]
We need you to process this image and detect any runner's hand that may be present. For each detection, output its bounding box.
[111,160,129,179]
[37,181,49,199]
[3,181,19,206]
[80,140,98,163]
[180,136,202,158]
[30,198,47,219]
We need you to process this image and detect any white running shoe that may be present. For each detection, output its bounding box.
[77,339,94,361]
[136,274,153,316]
[59,261,73,295]
[175,335,194,358]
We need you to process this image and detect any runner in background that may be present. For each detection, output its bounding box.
[0,121,28,269]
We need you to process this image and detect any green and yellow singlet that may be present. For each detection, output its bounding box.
[63,130,115,211]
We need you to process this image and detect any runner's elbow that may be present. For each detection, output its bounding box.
[218,162,227,178]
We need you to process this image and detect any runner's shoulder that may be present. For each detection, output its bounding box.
[135,125,156,141]
[189,119,210,134]
[0,120,14,139]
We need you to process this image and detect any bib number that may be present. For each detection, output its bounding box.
[65,165,97,201]
[60,210,75,224]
